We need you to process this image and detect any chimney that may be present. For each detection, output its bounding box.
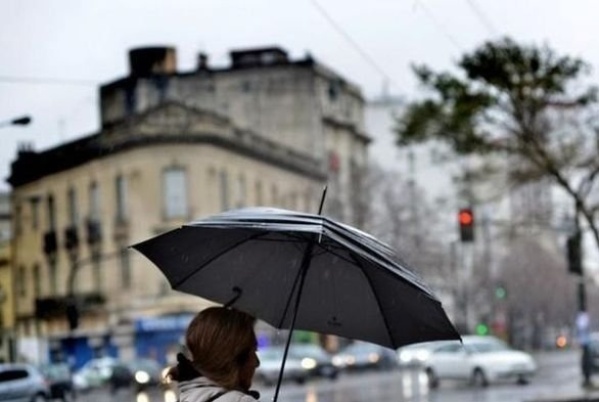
[197,52,209,71]
[128,46,177,77]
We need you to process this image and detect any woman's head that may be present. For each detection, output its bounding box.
[185,307,259,390]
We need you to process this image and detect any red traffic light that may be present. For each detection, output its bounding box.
[458,208,475,242]
[458,209,474,226]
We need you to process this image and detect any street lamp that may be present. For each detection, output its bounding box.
[0,115,32,129]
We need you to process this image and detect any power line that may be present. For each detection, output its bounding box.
[464,0,499,36]
[413,0,464,52]
[0,76,98,86]
[308,0,402,92]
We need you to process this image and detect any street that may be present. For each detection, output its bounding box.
[78,349,599,402]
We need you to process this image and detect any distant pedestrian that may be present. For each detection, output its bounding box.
[166,307,261,402]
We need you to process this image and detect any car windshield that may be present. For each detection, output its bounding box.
[258,348,284,361]
[128,359,160,372]
[467,341,510,353]
[40,363,70,379]
[290,345,328,359]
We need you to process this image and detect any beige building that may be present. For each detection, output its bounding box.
[0,192,15,362]
[8,46,369,366]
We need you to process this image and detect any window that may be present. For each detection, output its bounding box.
[14,203,22,237]
[47,194,56,230]
[30,197,39,229]
[115,175,127,222]
[89,181,101,221]
[219,170,229,211]
[49,262,58,295]
[67,187,78,226]
[33,264,41,296]
[120,248,131,289]
[18,266,26,297]
[236,174,246,208]
[255,180,263,206]
[271,184,278,206]
[0,369,29,382]
[163,168,188,219]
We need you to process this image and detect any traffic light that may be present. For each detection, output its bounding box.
[495,286,507,300]
[566,231,583,275]
[458,208,475,242]
[475,323,489,336]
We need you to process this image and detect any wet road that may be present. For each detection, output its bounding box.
[80,349,599,402]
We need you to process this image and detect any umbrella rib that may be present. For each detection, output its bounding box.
[172,231,270,289]
[348,251,395,348]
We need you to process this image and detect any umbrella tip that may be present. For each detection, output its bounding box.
[318,185,328,215]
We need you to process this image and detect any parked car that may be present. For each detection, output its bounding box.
[73,357,118,391]
[423,335,537,388]
[39,362,75,401]
[254,346,309,386]
[397,341,450,368]
[333,341,398,371]
[0,363,50,402]
[589,332,599,374]
[288,344,338,379]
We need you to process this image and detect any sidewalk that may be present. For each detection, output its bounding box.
[526,382,599,402]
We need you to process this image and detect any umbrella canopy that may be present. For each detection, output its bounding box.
[132,207,460,349]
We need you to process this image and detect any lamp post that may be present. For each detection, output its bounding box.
[0,115,32,129]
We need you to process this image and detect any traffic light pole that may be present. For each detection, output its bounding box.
[571,207,592,386]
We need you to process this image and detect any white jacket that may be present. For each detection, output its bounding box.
[178,376,259,402]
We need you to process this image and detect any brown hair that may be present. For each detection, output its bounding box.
[176,307,257,389]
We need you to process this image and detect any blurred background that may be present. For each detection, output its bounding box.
[1,1,599,401]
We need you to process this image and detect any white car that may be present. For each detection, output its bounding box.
[254,346,309,386]
[423,335,537,388]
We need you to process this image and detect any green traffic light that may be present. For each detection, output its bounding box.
[495,287,507,299]
[475,323,489,336]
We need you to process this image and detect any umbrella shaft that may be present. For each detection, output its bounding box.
[272,240,314,402]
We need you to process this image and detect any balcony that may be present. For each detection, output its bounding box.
[86,219,102,245]
[64,225,79,251]
[113,216,129,242]
[43,230,58,256]
[35,292,106,320]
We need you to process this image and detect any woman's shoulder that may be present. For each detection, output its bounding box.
[219,390,259,402]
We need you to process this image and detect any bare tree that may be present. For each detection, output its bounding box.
[497,238,577,349]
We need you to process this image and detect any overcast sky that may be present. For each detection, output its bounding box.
[2,0,599,189]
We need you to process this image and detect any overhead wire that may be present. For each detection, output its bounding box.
[412,0,464,52]
[308,0,403,92]
[464,0,499,36]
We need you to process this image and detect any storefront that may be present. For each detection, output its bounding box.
[134,314,194,366]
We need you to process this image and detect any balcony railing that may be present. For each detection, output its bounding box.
[34,292,106,320]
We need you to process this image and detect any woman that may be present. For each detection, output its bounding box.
[168,307,261,402]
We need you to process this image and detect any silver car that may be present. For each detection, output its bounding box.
[0,363,50,402]
[254,346,309,386]
[423,335,537,388]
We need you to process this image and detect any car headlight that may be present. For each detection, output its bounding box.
[301,358,317,370]
[368,353,380,363]
[415,350,431,361]
[332,356,345,367]
[135,370,151,384]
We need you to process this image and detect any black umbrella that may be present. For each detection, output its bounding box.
[132,204,460,400]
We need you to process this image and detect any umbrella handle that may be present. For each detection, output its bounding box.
[224,286,242,308]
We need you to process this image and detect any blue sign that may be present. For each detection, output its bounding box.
[135,315,194,333]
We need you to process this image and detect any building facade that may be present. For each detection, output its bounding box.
[8,46,369,367]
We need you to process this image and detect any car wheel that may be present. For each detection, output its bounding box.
[516,375,530,385]
[31,394,48,402]
[425,368,439,389]
[471,368,488,387]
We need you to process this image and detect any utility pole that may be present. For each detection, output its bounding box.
[569,205,591,386]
